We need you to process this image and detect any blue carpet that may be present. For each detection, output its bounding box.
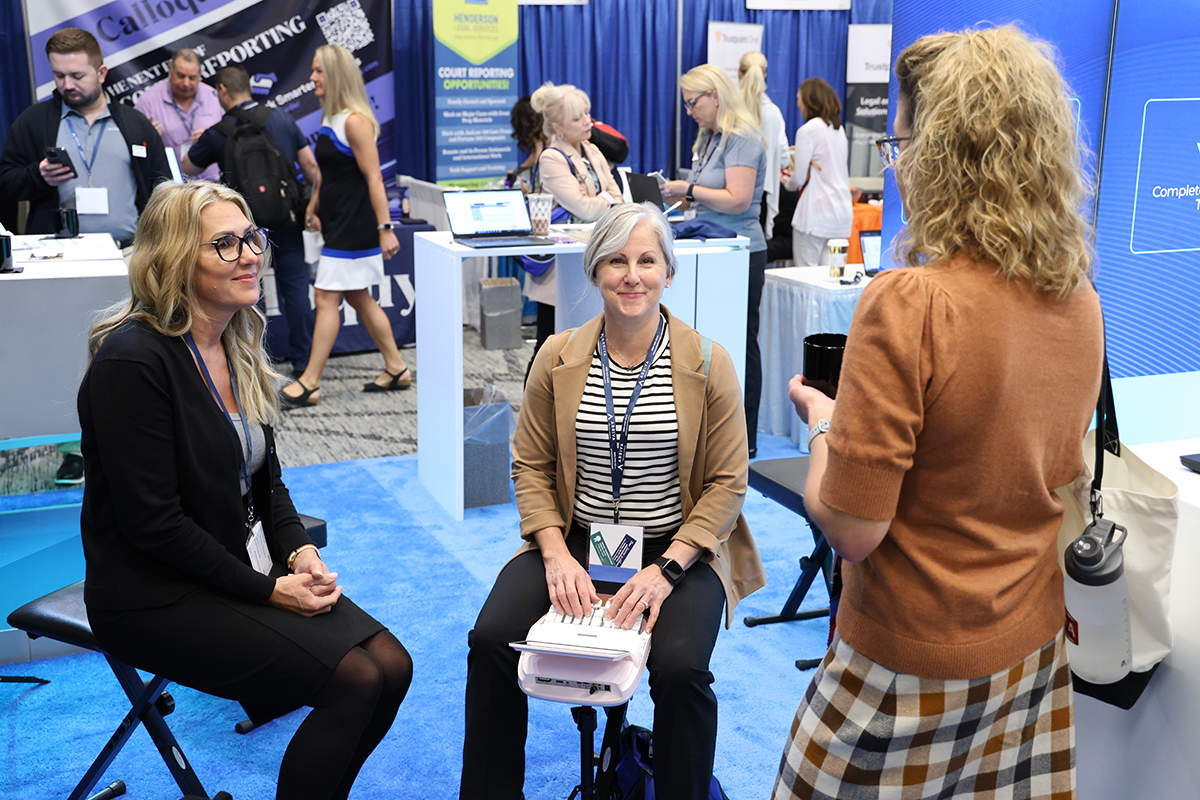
[0,434,828,800]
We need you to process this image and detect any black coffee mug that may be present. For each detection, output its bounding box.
[803,333,848,398]
[57,207,79,238]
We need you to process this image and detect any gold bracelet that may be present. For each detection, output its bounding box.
[287,544,319,572]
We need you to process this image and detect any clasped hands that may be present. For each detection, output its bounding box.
[270,548,342,617]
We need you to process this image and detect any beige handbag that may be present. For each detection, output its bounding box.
[1056,360,1178,709]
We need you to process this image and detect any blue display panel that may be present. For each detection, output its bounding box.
[880,1,1116,273]
[1094,0,1200,377]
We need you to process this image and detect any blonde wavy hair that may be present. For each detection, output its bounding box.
[681,63,764,152]
[530,82,591,142]
[892,25,1093,297]
[87,181,280,425]
[738,52,769,127]
[315,44,380,138]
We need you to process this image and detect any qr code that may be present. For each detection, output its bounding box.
[316,0,375,52]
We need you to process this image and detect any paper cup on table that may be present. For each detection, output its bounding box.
[528,193,554,236]
[827,238,849,277]
[803,333,848,399]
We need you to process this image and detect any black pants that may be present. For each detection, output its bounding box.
[460,526,727,800]
[744,249,769,453]
[523,302,556,387]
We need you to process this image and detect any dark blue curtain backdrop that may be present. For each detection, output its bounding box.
[2,1,891,182]
[0,4,33,158]
[395,0,891,182]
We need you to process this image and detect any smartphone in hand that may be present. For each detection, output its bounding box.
[44,146,78,179]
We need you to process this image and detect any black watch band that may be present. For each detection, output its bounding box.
[685,183,695,202]
[653,556,686,586]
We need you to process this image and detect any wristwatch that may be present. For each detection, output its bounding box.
[377,222,397,231]
[808,418,831,448]
[685,183,695,202]
[653,556,686,587]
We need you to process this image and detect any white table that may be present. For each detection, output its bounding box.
[758,267,870,451]
[413,229,750,520]
[1073,438,1200,798]
[0,234,128,447]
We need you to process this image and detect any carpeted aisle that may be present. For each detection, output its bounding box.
[0,436,830,800]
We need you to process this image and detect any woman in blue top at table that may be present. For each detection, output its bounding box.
[661,64,768,458]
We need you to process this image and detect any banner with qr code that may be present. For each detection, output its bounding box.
[25,0,396,177]
[432,0,519,186]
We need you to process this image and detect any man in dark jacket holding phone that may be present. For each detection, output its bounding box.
[0,27,169,246]
[0,27,169,486]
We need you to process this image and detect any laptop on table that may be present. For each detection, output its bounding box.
[625,172,666,208]
[443,189,554,249]
[859,229,882,276]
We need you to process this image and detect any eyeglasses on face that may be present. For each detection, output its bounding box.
[204,227,269,262]
[875,136,911,169]
[683,91,713,111]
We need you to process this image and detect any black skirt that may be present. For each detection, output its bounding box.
[88,586,386,711]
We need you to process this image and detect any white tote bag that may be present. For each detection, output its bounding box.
[1056,367,1179,708]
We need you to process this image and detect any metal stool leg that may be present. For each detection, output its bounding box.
[743,536,832,627]
[568,706,597,800]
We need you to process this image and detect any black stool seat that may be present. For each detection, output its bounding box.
[8,580,96,653]
[748,456,812,517]
[743,458,837,669]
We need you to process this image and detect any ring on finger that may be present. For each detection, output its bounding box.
[639,600,649,610]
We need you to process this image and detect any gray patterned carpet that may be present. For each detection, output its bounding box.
[0,325,536,495]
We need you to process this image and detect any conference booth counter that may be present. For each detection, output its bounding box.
[414,229,750,521]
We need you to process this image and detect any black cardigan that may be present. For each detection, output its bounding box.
[80,321,311,611]
[0,93,171,234]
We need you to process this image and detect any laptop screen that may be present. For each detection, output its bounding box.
[859,230,881,273]
[444,189,533,236]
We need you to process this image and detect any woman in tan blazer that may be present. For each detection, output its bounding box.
[459,203,764,800]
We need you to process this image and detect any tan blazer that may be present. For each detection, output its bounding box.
[510,307,765,628]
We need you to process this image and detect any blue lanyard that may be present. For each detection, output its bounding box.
[65,116,108,187]
[183,333,256,524]
[599,315,665,525]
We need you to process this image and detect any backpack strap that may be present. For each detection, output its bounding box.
[700,335,713,383]
[226,104,270,129]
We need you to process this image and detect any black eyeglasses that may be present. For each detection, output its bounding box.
[875,136,911,169]
[204,227,269,262]
[683,91,712,111]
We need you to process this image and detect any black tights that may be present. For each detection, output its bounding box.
[276,630,413,800]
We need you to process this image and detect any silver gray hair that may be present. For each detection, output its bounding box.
[584,203,677,284]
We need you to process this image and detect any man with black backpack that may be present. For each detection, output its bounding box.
[183,64,320,377]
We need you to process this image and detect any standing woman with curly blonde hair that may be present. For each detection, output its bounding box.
[775,26,1102,799]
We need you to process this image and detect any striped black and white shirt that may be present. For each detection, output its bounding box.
[573,318,683,537]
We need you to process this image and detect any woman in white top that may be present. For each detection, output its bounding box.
[786,77,853,266]
[739,52,790,241]
[523,83,624,368]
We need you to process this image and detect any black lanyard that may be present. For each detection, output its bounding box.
[183,333,256,525]
[65,116,108,187]
[599,315,665,525]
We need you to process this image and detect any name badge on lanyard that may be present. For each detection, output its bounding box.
[183,333,271,575]
[586,316,664,587]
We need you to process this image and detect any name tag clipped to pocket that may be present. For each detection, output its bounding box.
[246,519,272,576]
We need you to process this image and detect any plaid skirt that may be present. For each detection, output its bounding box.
[772,631,1075,800]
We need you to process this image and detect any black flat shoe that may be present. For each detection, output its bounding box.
[280,380,319,409]
[363,366,412,392]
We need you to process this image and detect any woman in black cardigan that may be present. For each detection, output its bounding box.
[79,181,411,800]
